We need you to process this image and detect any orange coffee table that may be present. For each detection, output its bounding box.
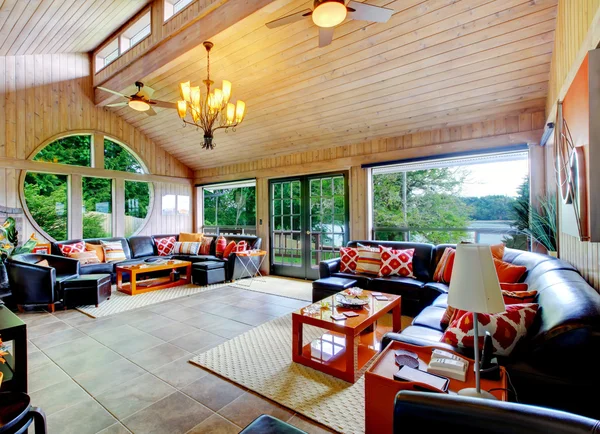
[365,341,508,433]
[292,290,401,383]
[116,260,192,296]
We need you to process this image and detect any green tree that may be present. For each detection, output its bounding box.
[463,196,517,220]
[204,187,256,228]
[373,168,472,244]
[503,176,529,250]
[24,174,69,240]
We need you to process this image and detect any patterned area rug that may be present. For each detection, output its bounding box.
[191,314,366,434]
[76,282,228,318]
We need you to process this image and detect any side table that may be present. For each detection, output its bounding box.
[365,341,508,434]
[234,250,267,287]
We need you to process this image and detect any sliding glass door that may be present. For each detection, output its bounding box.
[270,173,349,280]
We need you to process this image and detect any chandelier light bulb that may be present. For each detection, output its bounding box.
[235,100,246,123]
[191,86,201,110]
[177,100,187,119]
[226,103,235,124]
[312,1,347,28]
[213,88,224,108]
[222,80,232,104]
[180,81,191,102]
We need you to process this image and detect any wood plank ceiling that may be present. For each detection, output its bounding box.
[111,0,557,170]
[0,0,151,55]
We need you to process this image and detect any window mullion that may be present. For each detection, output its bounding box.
[70,174,83,239]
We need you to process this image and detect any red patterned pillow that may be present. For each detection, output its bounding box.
[199,236,213,255]
[378,246,415,278]
[155,236,176,256]
[340,247,358,273]
[433,247,455,283]
[233,240,247,253]
[57,241,84,256]
[441,303,539,356]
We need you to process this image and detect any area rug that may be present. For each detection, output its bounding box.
[191,314,365,434]
[231,275,312,302]
[76,282,228,318]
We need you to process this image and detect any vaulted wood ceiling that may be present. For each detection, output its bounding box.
[0,0,151,55]
[107,0,556,170]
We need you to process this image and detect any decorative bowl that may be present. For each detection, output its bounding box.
[335,294,369,309]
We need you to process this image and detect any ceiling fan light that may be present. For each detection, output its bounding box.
[128,99,150,111]
[177,100,187,119]
[312,1,347,28]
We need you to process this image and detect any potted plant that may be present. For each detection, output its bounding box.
[511,191,558,256]
[0,218,37,289]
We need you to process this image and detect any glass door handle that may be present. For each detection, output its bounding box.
[306,231,311,235]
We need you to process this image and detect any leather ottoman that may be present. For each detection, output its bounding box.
[312,276,358,302]
[192,261,226,286]
[62,274,111,309]
[240,415,306,434]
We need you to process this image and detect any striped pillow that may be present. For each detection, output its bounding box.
[100,240,127,263]
[172,241,200,255]
[355,244,382,275]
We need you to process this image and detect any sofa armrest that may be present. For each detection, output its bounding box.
[46,254,80,276]
[7,262,57,305]
[319,258,341,278]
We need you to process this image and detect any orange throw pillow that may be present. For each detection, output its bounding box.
[500,283,529,292]
[502,290,538,305]
[433,247,455,283]
[494,258,526,283]
[179,232,203,242]
[490,243,505,260]
[223,241,236,258]
[85,243,105,263]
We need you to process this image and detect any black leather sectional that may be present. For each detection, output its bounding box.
[316,240,600,418]
[50,234,261,282]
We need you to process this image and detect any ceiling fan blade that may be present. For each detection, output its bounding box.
[347,1,393,22]
[152,100,177,109]
[98,86,127,98]
[122,83,139,97]
[144,106,157,116]
[106,102,128,107]
[265,9,312,28]
[139,85,155,99]
[319,27,334,48]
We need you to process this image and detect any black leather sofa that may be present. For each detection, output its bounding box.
[394,391,600,433]
[317,240,445,316]
[6,253,80,311]
[51,234,261,282]
[378,247,600,418]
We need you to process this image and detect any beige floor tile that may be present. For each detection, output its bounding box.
[146,321,198,341]
[104,332,164,357]
[288,414,337,434]
[96,423,132,434]
[74,357,146,396]
[30,379,92,416]
[30,327,86,350]
[182,312,228,329]
[29,362,70,393]
[127,342,191,371]
[188,413,241,434]
[181,372,246,412]
[96,373,176,419]
[76,316,127,334]
[122,392,212,434]
[219,392,295,428]
[169,329,226,353]
[160,306,205,321]
[151,356,209,389]
[28,320,72,339]
[201,318,253,339]
[47,398,117,434]
[129,312,178,332]
[52,346,123,377]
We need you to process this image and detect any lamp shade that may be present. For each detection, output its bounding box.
[447,244,505,314]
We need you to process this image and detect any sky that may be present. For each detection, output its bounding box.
[459,159,528,197]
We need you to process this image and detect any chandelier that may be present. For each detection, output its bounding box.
[177,41,246,150]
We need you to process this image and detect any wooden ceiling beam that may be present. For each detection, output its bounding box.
[94,0,275,107]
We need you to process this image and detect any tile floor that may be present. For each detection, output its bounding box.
[19,285,336,434]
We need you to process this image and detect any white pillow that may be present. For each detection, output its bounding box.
[172,241,200,255]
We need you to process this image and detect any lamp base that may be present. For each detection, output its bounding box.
[458,387,497,400]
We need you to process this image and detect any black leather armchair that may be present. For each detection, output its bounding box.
[394,391,600,433]
[6,254,79,312]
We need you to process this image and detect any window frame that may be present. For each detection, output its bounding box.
[94,6,153,73]
[21,132,155,242]
[198,179,257,235]
[164,0,194,23]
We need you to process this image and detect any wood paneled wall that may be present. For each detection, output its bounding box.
[546,0,600,292]
[0,53,194,242]
[196,111,545,273]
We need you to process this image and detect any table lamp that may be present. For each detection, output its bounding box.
[447,243,505,399]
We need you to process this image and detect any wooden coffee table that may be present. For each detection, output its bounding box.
[116,260,192,296]
[292,290,401,383]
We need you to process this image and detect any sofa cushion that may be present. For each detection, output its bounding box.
[332,272,372,289]
[412,306,446,331]
[128,236,155,258]
[424,281,449,296]
[399,325,444,343]
[369,276,424,298]
[432,294,448,308]
[347,241,433,281]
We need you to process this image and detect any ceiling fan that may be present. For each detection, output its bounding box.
[265,0,393,47]
[98,81,176,116]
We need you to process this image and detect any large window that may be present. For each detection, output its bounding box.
[202,181,256,235]
[371,149,529,248]
[23,173,68,241]
[125,181,152,237]
[23,134,152,241]
[83,177,113,238]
